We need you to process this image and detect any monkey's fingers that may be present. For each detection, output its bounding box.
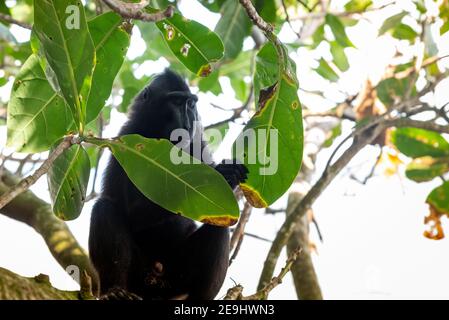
[100,288,143,301]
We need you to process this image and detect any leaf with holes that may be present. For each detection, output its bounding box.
[89,134,239,226]
[215,0,251,60]
[7,54,73,153]
[33,0,95,128]
[86,12,130,123]
[153,10,224,76]
[47,143,90,220]
[233,43,303,208]
[390,127,449,158]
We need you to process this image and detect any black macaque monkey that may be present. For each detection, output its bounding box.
[89,69,248,300]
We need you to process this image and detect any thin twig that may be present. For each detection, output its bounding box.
[281,0,301,39]
[257,116,449,289]
[229,202,253,265]
[245,247,302,300]
[350,146,383,185]
[101,0,174,22]
[0,135,77,210]
[238,0,273,34]
[291,2,395,20]
[0,13,32,30]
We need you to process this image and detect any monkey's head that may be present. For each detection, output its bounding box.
[132,69,200,141]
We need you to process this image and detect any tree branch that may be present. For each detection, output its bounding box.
[225,247,302,300]
[0,169,99,295]
[0,135,77,210]
[257,116,449,289]
[0,267,81,300]
[0,13,32,30]
[101,0,174,22]
[238,0,274,34]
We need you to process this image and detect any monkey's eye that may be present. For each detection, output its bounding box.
[172,97,185,106]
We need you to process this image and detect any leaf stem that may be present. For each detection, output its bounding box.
[0,135,78,210]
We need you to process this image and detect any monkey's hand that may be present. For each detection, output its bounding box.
[214,160,248,189]
[100,287,143,301]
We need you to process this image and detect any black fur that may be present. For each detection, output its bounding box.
[89,69,247,300]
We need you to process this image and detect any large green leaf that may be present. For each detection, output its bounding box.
[405,156,449,182]
[215,0,251,60]
[47,143,90,221]
[86,12,130,123]
[7,54,73,152]
[379,11,408,35]
[153,10,224,76]
[391,128,449,158]
[325,14,354,48]
[89,134,239,226]
[33,0,95,128]
[427,181,449,216]
[233,43,303,208]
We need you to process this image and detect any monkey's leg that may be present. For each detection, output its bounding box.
[89,198,140,299]
[174,224,230,300]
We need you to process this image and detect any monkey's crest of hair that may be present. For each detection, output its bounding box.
[142,69,190,100]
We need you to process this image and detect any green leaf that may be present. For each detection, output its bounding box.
[117,63,150,113]
[392,23,418,40]
[379,11,408,35]
[198,70,222,95]
[406,156,449,182]
[330,41,349,72]
[427,181,449,216]
[233,43,303,208]
[314,58,339,82]
[153,10,224,76]
[7,54,73,153]
[33,0,95,128]
[90,134,239,226]
[376,77,414,107]
[344,0,372,11]
[439,1,449,35]
[391,128,449,158]
[255,0,277,23]
[323,122,342,148]
[47,143,90,221]
[325,14,354,48]
[86,12,130,124]
[215,0,251,60]
[204,122,229,152]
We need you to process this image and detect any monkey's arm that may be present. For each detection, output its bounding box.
[214,160,248,189]
[173,224,230,300]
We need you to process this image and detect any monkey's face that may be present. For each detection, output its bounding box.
[163,91,199,140]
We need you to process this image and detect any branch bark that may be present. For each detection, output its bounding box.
[257,117,449,289]
[0,267,80,300]
[0,169,99,295]
[101,0,174,22]
[0,13,32,30]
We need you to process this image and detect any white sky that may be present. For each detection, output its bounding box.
[1,0,449,299]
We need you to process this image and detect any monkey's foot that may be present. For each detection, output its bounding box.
[100,288,143,300]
